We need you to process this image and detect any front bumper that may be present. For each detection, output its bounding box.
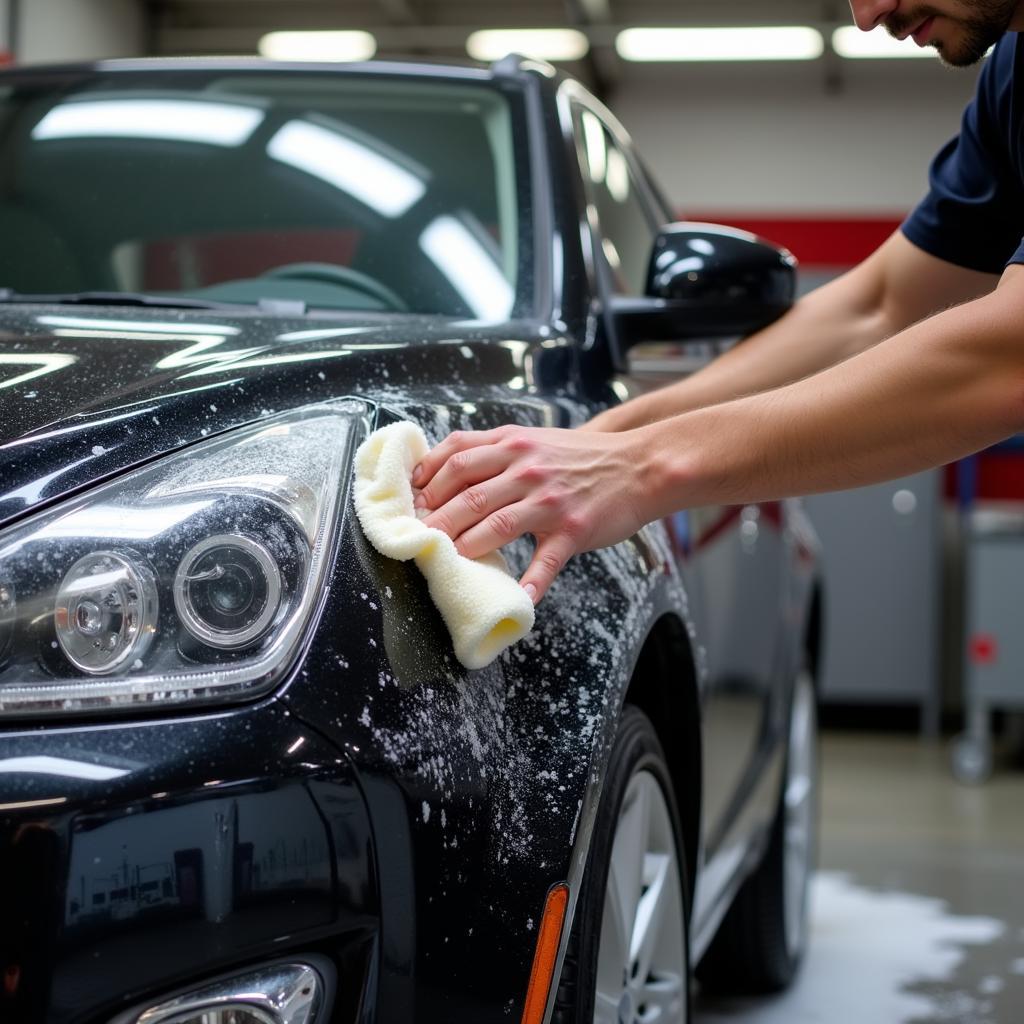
[0,697,376,1024]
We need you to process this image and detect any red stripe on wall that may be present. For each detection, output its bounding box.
[691,214,1023,502]
[944,458,1024,502]
[687,215,905,268]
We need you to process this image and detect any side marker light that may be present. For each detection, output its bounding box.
[520,882,570,1024]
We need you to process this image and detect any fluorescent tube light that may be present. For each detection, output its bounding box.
[0,756,130,781]
[259,30,376,62]
[32,99,264,145]
[466,28,589,62]
[420,216,515,321]
[0,353,77,390]
[616,26,824,62]
[605,147,630,202]
[581,110,607,182]
[832,26,937,58]
[267,119,426,218]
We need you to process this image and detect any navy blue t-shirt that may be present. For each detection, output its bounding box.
[903,32,1024,273]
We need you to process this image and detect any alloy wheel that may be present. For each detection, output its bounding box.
[594,770,687,1024]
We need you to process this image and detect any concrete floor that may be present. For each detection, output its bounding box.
[694,732,1024,1024]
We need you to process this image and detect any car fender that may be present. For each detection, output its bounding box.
[280,400,702,1022]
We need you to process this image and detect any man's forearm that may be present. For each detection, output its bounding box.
[636,278,1024,514]
[592,233,1000,434]
[593,280,894,432]
[410,244,1012,604]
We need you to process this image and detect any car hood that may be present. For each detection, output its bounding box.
[0,304,570,526]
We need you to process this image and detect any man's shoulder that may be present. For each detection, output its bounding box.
[972,32,1021,125]
[989,31,1021,81]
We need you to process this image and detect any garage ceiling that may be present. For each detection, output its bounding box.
[147,2,871,60]
[144,1,942,97]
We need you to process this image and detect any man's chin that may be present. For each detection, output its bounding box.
[935,45,987,67]
[937,20,1009,67]
[932,36,993,67]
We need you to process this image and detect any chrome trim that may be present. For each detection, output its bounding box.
[111,962,325,1024]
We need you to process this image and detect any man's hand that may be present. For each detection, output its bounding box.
[412,424,656,604]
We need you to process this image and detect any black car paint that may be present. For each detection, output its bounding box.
[0,58,818,1024]
[0,308,672,1021]
[0,698,377,1023]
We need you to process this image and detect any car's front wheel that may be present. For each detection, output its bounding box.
[555,706,689,1024]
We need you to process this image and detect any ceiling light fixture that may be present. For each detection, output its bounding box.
[615,26,824,62]
[259,30,377,62]
[832,26,937,58]
[466,28,589,63]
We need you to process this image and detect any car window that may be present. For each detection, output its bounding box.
[0,72,530,319]
[576,107,658,297]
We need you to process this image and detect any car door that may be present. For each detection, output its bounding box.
[569,98,786,918]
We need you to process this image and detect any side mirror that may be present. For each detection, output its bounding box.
[608,222,797,370]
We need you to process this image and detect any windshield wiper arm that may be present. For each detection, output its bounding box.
[0,288,235,310]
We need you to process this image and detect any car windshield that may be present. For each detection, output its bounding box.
[0,69,530,319]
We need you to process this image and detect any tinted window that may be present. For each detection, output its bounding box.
[0,71,528,319]
[577,108,656,296]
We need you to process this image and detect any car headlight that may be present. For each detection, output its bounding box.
[0,401,367,718]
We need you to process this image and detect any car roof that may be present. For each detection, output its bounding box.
[0,54,559,85]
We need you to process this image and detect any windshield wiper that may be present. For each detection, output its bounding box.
[0,288,236,310]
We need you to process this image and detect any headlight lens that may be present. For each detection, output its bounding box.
[174,534,282,649]
[0,402,366,718]
[55,550,159,674]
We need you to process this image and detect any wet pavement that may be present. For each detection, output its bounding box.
[694,733,1024,1024]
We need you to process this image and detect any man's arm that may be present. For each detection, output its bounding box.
[587,231,998,431]
[644,264,1024,509]
[413,262,1024,604]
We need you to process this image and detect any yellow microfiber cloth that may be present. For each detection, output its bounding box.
[353,421,535,669]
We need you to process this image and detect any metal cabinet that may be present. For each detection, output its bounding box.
[802,470,942,729]
[952,505,1024,781]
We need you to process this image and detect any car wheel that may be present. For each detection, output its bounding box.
[695,668,818,994]
[554,705,690,1024]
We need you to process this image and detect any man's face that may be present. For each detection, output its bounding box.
[849,0,1019,65]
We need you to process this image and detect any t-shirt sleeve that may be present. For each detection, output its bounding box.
[902,35,1024,274]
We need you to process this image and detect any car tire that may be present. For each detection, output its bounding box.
[694,668,818,995]
[554,705,690,1024]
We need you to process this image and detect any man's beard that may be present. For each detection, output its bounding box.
[886,1,1016,65]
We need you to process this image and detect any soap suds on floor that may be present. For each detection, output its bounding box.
[695,872,1006,1024]
[978,976,1004,995]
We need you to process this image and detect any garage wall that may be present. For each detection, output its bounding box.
[17,0,145,63]
[612,62,980,216]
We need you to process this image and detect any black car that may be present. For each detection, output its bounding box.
[0,56,821,1024]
